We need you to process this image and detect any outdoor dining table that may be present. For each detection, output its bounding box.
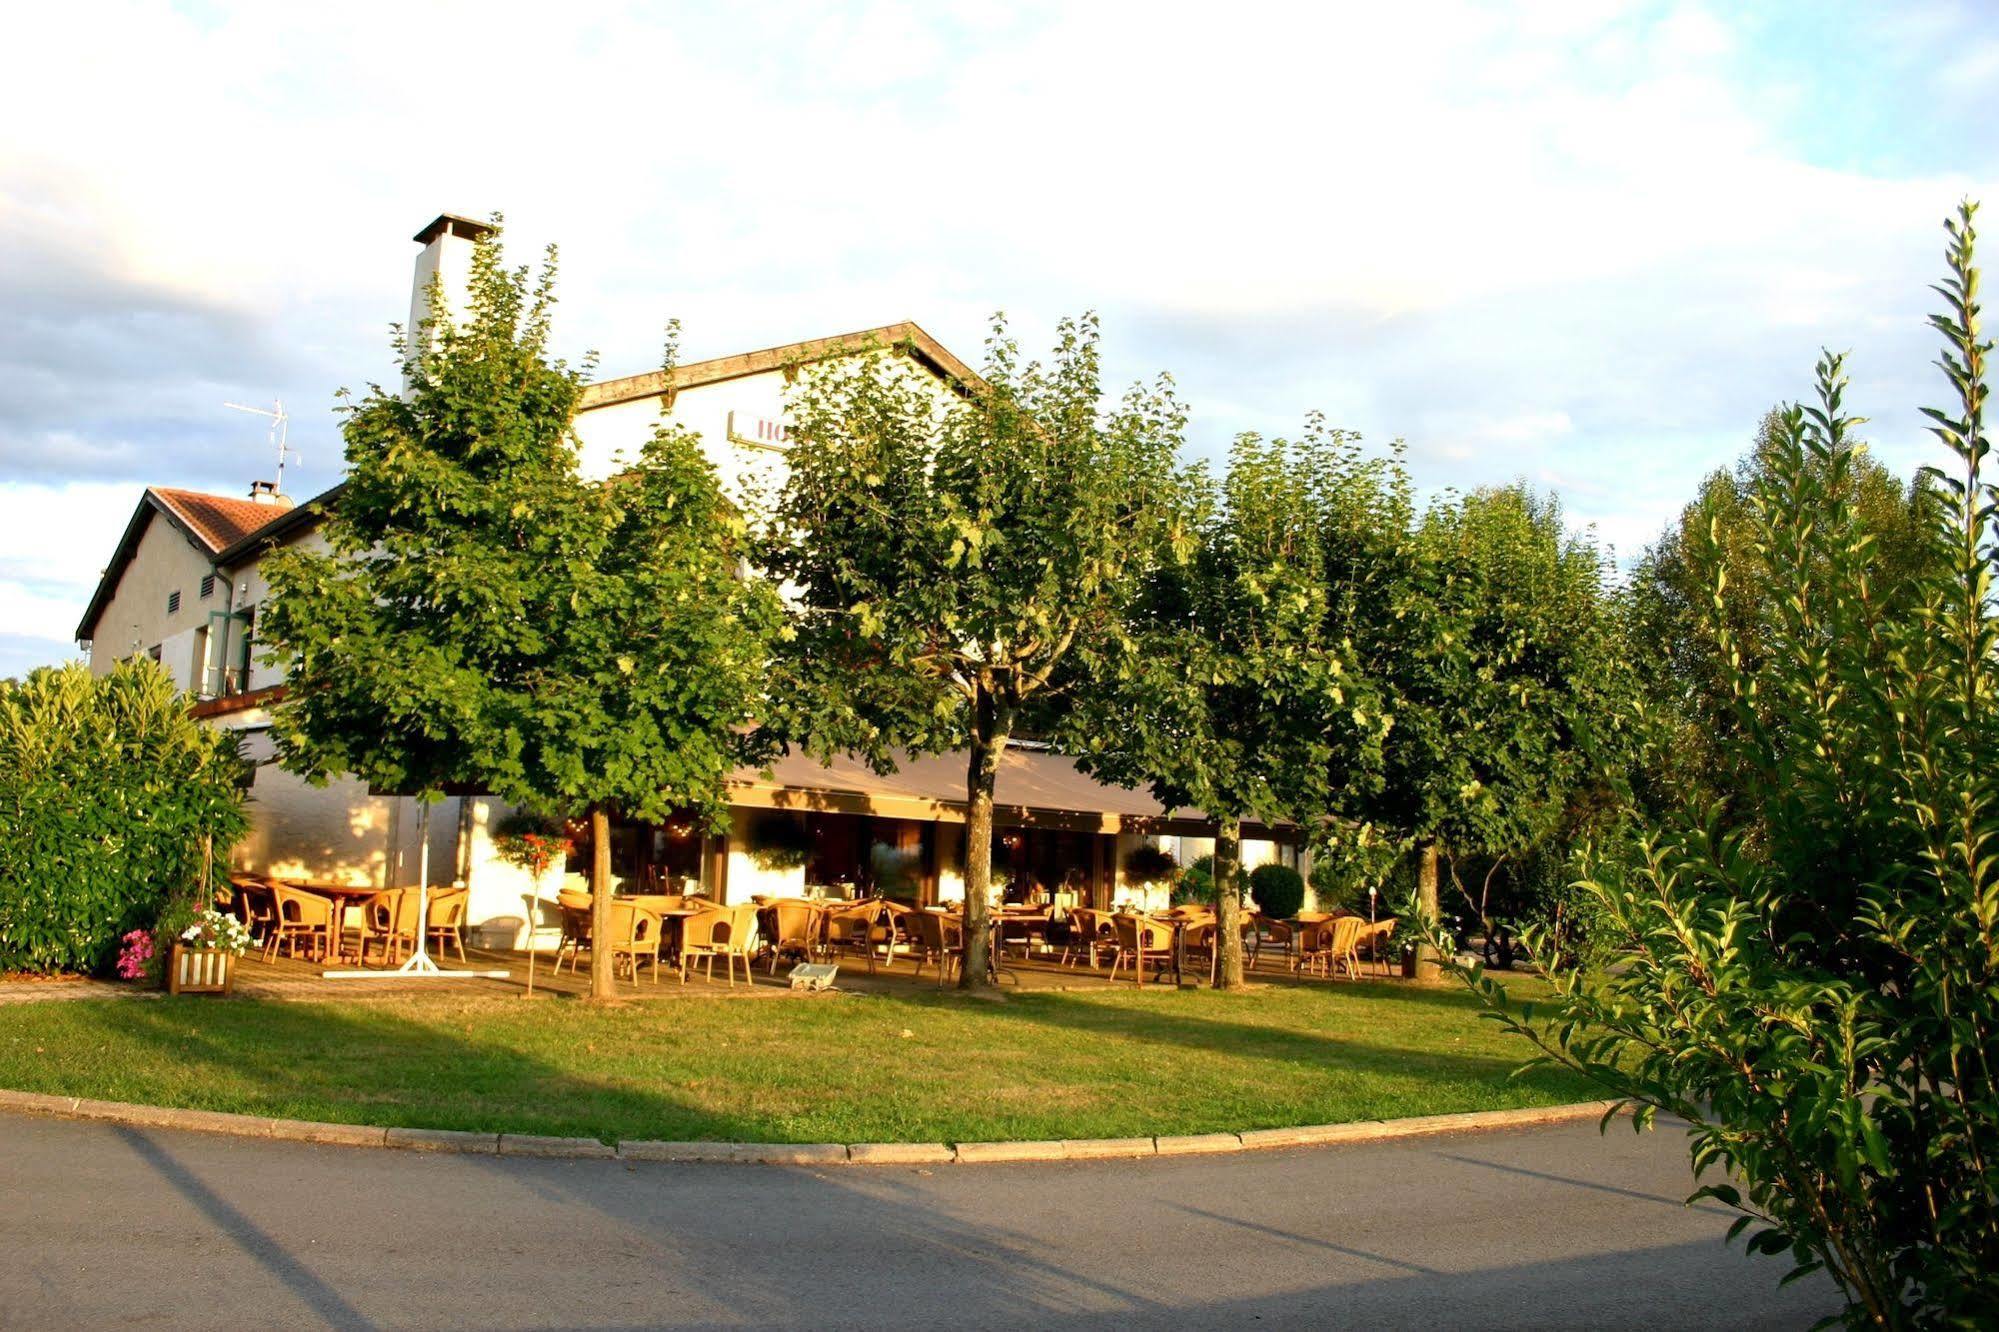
[288,881,390,964]
[615,897,707,965]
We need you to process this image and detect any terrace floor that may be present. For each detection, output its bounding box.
[221,938,1404,1002]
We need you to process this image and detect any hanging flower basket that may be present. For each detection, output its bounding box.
[167,909,252,996]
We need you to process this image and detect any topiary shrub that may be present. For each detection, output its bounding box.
[1248,862,1306,919]
[0,659,248,974]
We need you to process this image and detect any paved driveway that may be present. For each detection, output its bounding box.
[0,1113,1836,1328]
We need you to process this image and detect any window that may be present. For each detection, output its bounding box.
[200,574,216,599]
[166,590,181,614]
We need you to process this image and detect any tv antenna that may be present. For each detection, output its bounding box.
[222,398,297,495]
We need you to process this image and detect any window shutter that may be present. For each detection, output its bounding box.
[167,590,181,614]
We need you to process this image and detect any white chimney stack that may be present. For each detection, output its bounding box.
[407,213,495,349]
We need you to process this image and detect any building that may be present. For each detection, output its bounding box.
[74,214,1305,948]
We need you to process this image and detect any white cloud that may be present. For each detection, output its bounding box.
[1,0,1995,672]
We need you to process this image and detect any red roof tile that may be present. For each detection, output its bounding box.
[149,487,289,552]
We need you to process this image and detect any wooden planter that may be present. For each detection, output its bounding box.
[168,945,236,996]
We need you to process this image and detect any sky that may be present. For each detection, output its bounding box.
[3,0,1997,679]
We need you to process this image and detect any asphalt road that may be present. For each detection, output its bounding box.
[0,1113,1837,1329]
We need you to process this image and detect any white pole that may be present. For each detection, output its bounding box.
[324,794,508,980]
[396,801,442,974]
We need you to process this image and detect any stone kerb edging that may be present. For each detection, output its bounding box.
[0,1088,1623,1164]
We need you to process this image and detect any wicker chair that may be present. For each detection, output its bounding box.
[1060,907,1108,970]
[1105,913,1179,986]
[906,909,964,987]
[1300,916,1364,978]
[427,890,468,963]
[607,901,662,984]
[266,884,336,963]
[823,900,886,973]
[555,889,593,974]
[232,877,277,946]
[761,899,825,975]
[679,902,758,985]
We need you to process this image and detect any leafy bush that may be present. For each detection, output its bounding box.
[1174,854,1214,905]
[0,659,248,974]
[1247,863,1306,918]
[1431,204,1999,1323]
[492,808,573,878]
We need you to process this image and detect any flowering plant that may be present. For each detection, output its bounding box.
[115,929,154,979]
[493,811,573,879]
[177,908,253,957]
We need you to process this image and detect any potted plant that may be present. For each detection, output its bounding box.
[747,813,813,872]
[493,811,574,892]
[168,908,253,995]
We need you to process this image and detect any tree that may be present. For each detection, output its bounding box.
[758,315,1188,989]
[1308,431,1633,978]
[261,227,777,999]
[1067,429,1352,988]
[1428,203,1999,1323]
[1627,410,1935,814]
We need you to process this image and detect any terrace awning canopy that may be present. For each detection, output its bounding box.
[728,746,1293,841]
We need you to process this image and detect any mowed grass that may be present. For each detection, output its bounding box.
[0,979,1598,1144]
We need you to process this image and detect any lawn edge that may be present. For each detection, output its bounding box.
[0,1086,1628,1163]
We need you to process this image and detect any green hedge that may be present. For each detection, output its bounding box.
[0,660,248,974]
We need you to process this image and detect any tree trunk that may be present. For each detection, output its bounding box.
[589,805,615,1001]
[1213,815,1246,990]
[959,683,1011,992]
[1415,838,1443,983]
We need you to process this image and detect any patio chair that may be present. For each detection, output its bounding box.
[1105,913,1178,987]
[907,909,964,987]
[232,878,277,946]
[608,901,662,985]
[353,889,397,965]
[1059,907,1108,970]
[761,899,825,975]
[555,889,593,973]
[427,890,468,963]
[679,902,758,985]
[266,884,336,963]
[824,900,887,973]
[1299,916,1364,978]
[1357,918,1398,976]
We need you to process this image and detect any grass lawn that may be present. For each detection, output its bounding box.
[0,979,1599,1144]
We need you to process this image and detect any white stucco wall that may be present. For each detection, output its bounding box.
[88,511,223,685]
[724,807,807,903]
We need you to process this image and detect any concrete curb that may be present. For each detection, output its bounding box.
[0,1088,1624,1164]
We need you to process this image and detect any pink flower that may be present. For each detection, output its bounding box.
[115,928,155,980]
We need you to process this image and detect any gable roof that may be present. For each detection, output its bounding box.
[580,320,981,411]
[75,487,299,643]
[150,487,285,551]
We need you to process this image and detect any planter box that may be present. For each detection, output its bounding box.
[168,945,236,996]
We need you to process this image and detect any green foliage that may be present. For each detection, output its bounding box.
[746,813,812,872]
[1176,853,1215,905]
[1626,410,1936,814]
[0,659,247,974]
[757,313,1188,983]
[260,224,778,831]
[1067,424,1358,982]
[1426,202,1999,1324]
[1246,862,1305,919]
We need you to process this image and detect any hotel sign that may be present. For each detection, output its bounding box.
[727,411,792,452]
